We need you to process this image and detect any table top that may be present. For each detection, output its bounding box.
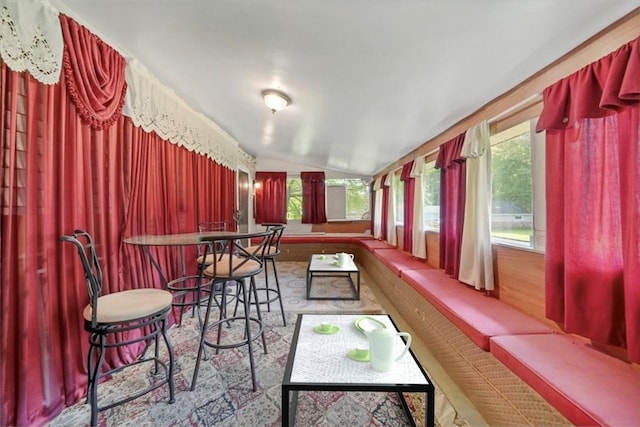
[124,230,251,246]
[286,314,430,386]
[308,254,358,272]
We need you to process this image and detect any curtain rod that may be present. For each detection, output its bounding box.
[487,92,541,123]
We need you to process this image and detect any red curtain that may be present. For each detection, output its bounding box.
[381,174,389,240]
[400,161,415,252]
[435,133,466,278]
[0,17,237,426]
[60,14,127,130]
[301,171,327,224]
[255,171,287,224]
[537,37,640,362]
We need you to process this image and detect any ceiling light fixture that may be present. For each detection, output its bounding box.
[262,89,291,114]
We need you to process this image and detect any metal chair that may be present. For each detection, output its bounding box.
[167,221,229,327]
[190,229,275,392]
[195,221,237,320]
[196,221,227,267]
[60,230,175,426]
[238,223,287,326]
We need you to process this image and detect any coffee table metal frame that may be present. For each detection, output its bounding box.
[281,314,435,426]
[305,254,360,300]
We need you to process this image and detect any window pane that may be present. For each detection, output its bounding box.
[423,161,440,229]
[286,178,302,220]
[490,121,533,244]
[326,178,370,220]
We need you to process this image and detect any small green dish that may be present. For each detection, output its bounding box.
[347,348,370,362]
[313,324,340,334]
[354,316,387,335]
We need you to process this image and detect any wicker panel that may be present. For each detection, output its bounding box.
[278,243,362,261]
[383,276,570,426]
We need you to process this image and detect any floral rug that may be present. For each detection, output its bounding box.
[48,262,468,427]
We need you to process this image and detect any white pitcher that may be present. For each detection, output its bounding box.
[338,252,354,266]
[365,327,412,372]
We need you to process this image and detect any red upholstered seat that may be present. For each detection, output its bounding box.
[279,234,372,244]
[490,334,640,426]
[360,239,395,253]
[401,268,552,350]
[372,248,431,276]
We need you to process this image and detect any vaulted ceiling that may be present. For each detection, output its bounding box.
[54,0,638,177]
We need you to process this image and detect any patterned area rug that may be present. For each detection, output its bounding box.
[264,261,384,314]
[48,262,468,427]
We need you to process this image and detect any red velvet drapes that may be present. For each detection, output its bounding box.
[301,171,327,224]
[60,14,127,130]
[435,133,466,278]
[254,171,287,224]
[0,16,236,426]
[400,161,414,252]
[537,36,640,362]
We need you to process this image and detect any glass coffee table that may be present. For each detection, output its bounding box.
[281,314,435,426]
[306,254,360,300]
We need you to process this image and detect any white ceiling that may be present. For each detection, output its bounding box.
[54,0,638,177]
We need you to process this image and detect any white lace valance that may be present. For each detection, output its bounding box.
[123,59,254,171]
[0,0,62,84]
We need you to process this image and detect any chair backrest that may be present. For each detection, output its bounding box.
[263,223,286,254]
[197,221,227,257]
[201,229,275,280]
[198,221,226,232]
[60,230,102,325]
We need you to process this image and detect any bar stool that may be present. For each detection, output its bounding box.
[190,229,275,392]
[195,221,235,317]
[237,223,287,326]
[166,221,230,328]
[60,230,175,426]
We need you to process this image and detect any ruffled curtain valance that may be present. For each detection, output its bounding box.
[0,0,63,84]
[410,156,425,178]
[383,172,392,187]
[435,133,466,169]
[400,161,414,181]
[373,176,383,191]
[60,14,126,130]
[123,59,253,171]
[536,36,640,132]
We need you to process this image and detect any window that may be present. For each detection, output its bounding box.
[325,178,370,220]
[423,160,440,229]
[490,119,545,249]
[286,177,302,220]
[286,176,370,221]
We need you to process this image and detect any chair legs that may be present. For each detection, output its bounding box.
[86,316,175,425]
[268,257,287,326]
[191,277,267,392]
[235,257,286,326]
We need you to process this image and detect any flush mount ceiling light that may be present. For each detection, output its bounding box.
[262,89,291,114]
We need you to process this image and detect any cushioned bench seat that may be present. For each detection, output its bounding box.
[401,268,553,350]
[372,248,431,276]
[359,239,396,253]
[280,233,373,244]
[490,334,640,426]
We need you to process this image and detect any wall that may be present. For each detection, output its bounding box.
[311,220,370,233]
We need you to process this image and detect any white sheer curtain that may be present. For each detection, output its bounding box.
[373,176,383,239]
[384,173,397,246]
[410,156,426,258]
[459,121,494,290]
